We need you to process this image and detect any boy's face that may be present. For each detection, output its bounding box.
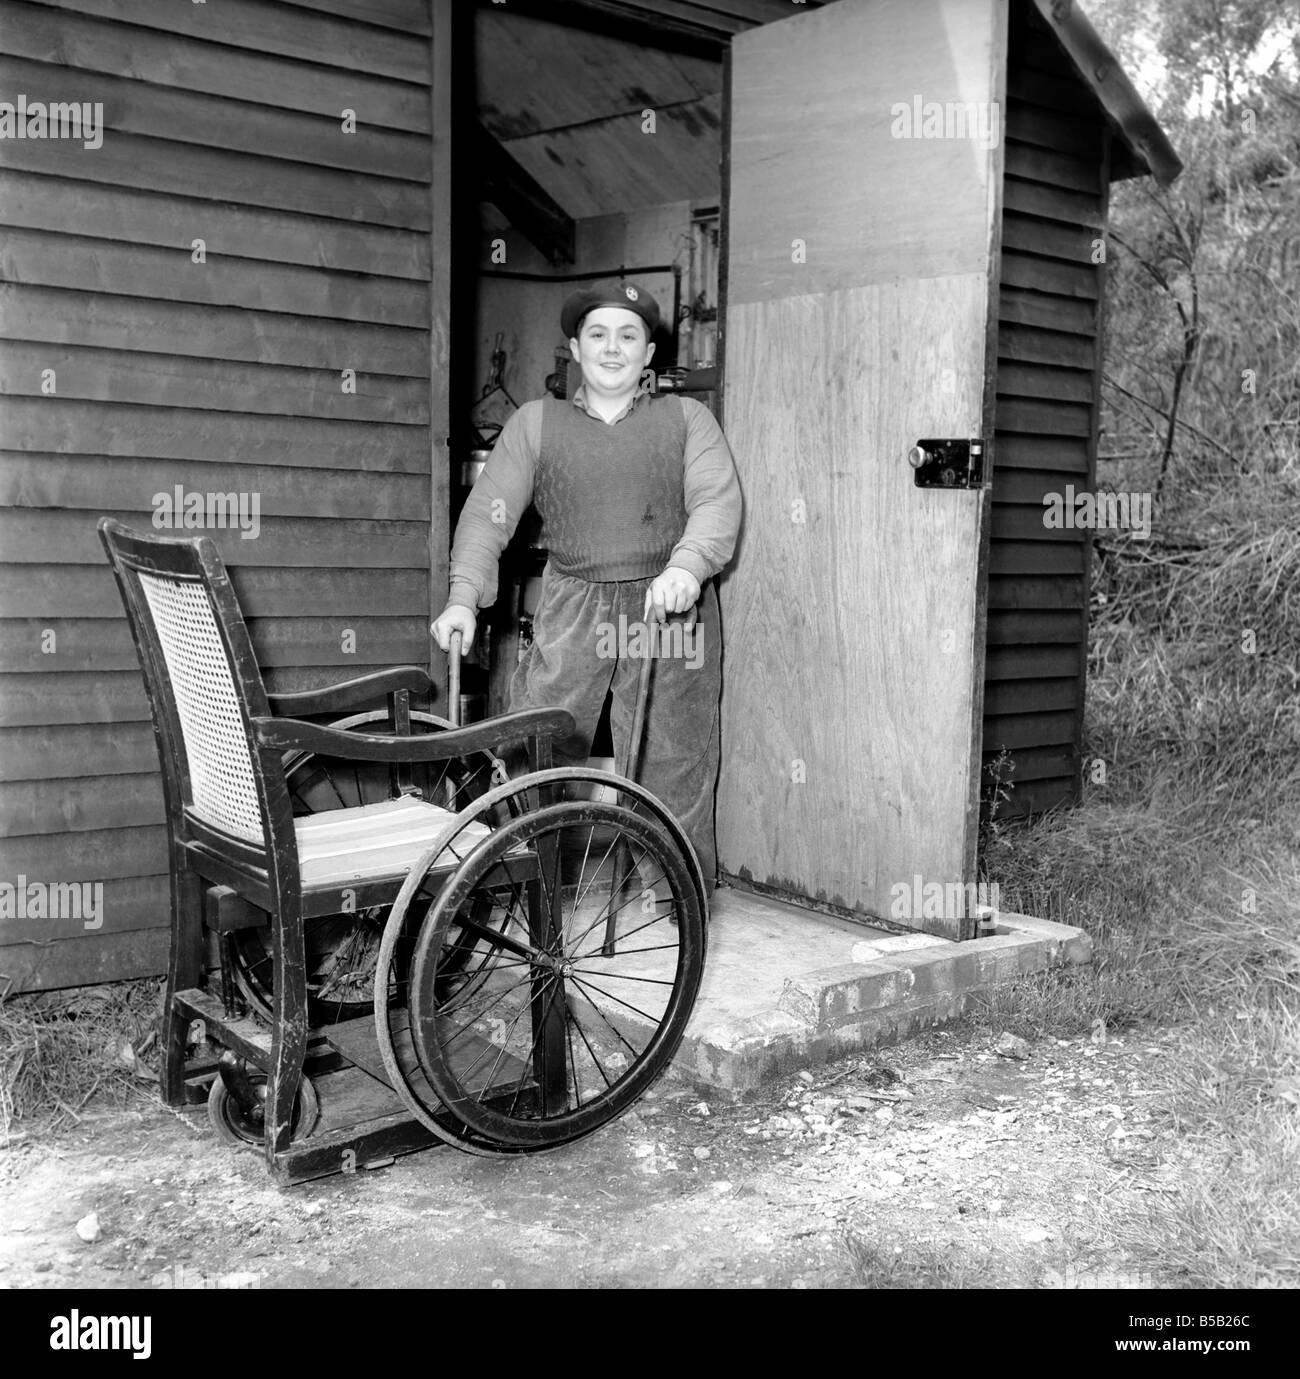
[570,307,655,400]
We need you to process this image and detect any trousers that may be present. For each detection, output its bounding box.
[508,567,722,889]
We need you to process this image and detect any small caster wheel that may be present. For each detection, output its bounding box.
[207,1061,320,1149]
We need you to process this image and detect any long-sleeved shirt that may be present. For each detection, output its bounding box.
[447,385,742,611]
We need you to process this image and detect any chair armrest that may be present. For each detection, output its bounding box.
[252,707,576,762]
[265,667,433,717]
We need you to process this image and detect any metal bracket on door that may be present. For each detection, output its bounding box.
[908,438,985,490]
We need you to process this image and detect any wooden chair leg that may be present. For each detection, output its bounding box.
[264,898,309,1167]
[160,863,205,1107]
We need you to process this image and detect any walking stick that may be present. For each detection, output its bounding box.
[443,629,462,808]
[603,619,658,955]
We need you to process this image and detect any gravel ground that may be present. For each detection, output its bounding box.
[0,1021,1194,1290]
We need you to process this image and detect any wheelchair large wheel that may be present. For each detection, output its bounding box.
[408,799,705,1149]
[230,711,505,1025]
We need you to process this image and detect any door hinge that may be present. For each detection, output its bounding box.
[908,438,985,490]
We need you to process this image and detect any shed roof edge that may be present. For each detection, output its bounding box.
[1028,0,1183,186]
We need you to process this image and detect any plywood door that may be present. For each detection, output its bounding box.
[717,0,1006,939]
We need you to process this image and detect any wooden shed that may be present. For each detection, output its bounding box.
[0,0,1178,989]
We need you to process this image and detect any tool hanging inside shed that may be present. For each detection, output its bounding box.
[476,332,518,410]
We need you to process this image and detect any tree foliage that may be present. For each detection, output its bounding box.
[1088,0,1300,497]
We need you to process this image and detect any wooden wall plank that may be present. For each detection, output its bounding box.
[1004,98,1100,159]
[987,609,1085,645]
[997,361,1094,403]
[0,721,158,780]
[0,615,429,675]
[1006,66,1098,118]
[989,541,1086,576]
[1004,139,1100,193]
[0,401,429,471]
[995,397,1093,436]
[984,644,1082,680]
[0,926,170,993]
[986,574,1085,610]
[0,618,138,673]
[0,455,430,520]
[0,662,434,729]
[1003,176,1103,228]
[0,825,165,880]
[1,229,430,325]
[0,773,164,838]
[994,434,1090,471]
[29,0,431,83]
[0,671,149,727]
[1001,213,1097,264]
[0,876,169,944]
[276,0,432,33]
[0,344,429,423]
[984,677,1079,715]
[988,774,1075,816]
[997,321,1096,369]
[0,134,431,230]
[0,56,430,180]
[982,742,1078,782]
[0,287,429,376]
[990,505,1091,542]
[4,3,430,129]
[0,173,431,278]
[993,465,1089,502]
[0,566,431,619]
[1000,247,1099,299]
[999,285,1096,335]
[982,710,1079,750]
[0,512,432,569]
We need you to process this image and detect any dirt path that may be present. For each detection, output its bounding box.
[1,1021,1191,1290]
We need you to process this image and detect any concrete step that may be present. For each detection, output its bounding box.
[673,886,1090,1093]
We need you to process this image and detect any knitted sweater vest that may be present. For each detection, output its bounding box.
[534,394,688,582]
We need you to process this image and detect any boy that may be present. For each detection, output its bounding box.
[431,281,741,887]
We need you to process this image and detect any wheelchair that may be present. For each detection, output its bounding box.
[100,518,708,1183]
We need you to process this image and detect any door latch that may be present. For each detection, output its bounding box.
[908,438,985,489]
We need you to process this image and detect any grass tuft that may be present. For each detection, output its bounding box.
[0,978,162,1148]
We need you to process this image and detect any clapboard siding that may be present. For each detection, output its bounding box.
[29,0,431,81]
[4,174,431,278]
[0,825,164,878]
[2,230,431,325]
[0,513,431,568]
[0,615,430,672]
[0,663,424,731]
[5,2,430,129]
[2,722,159,779]
[0,565,432,618]
[0,133,431,227]
[983,1,1108,819]
[0,0,438,990]
[0,455,430,517]
[8,927,170,990]
[0,401,430,470]
[0,289,429,375]
[0,57,429,178]
[0,345,429,421]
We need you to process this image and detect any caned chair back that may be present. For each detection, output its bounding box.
[99,519,274,847]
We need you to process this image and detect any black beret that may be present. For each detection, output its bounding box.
[561,280,660,340]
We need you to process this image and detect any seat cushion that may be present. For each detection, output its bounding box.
[295,797,495,889]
